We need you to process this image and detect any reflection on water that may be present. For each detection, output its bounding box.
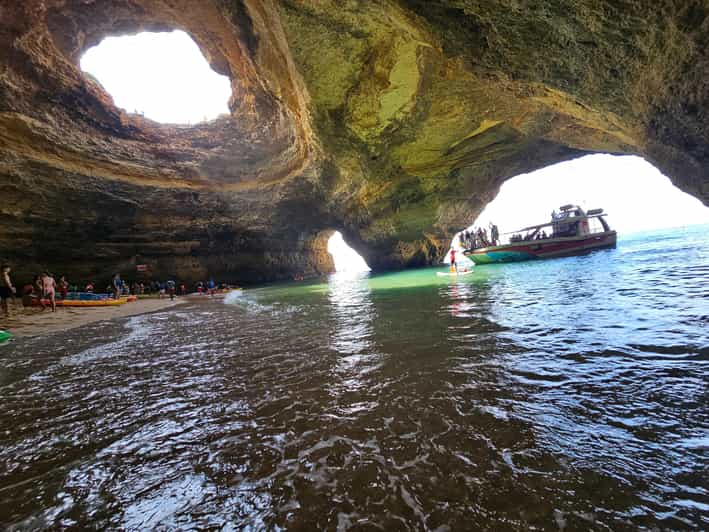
[0,225,708,529]
[328,272,380,398]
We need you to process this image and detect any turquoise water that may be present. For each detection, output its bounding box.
[0,225,707,529]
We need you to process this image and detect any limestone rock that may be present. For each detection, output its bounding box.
[0,0,707,282]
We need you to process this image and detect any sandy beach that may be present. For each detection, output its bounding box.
[0,297,186,338]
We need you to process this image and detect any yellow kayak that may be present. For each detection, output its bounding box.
[32,299,127,307]
[58,299,127,307]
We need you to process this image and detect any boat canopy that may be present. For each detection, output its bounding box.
[503,209,608,235]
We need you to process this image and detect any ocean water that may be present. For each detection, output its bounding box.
[0,225,707,530]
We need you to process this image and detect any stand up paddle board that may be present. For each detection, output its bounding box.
[436,269,474,277]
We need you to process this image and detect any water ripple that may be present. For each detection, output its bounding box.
[1,226,708,529]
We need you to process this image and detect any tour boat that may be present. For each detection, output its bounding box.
[463,205,616,265]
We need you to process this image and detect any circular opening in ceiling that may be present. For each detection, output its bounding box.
[80,30,232,125]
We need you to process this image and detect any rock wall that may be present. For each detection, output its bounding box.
[0,0,707,283]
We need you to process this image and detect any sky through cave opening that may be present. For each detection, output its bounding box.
[328,232,370,273]
[80,30,232,125]
[448,154,709,257]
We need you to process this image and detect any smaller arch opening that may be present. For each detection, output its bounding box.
[80,30,232,125]
[327,232,371,273]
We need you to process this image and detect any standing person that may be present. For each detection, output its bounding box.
[35,275,46,310]
[449,248,458,273]
[58,275,69,300]
[1,264,16,317]
[112,273,122,300]
[42,272,57,312]
[490,222,499,246]
[167,280,176,301]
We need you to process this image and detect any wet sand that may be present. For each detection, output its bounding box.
[0,297,185,337]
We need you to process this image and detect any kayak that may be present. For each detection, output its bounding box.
[64,292,111,301]
[437,269,474,277]
[58,299,127,307]
[32,298,127,307]
[0,330,12,343]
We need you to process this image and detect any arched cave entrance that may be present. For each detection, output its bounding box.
[450,154,709,255]
[327,231,371,273]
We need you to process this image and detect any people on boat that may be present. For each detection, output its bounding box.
[1,264,16,318]
[489,223,499,246]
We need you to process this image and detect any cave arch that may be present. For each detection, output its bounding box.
[460,154,709,247]
[1,1,707,283]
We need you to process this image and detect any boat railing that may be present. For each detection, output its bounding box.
[463,213,612,251]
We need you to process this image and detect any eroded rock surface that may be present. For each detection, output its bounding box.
[1,0,707,282]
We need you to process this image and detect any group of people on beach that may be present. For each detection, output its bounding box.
[0,263,231,318]
[0,265,64,316]
[460,223,500,250]
[195,279,227,296]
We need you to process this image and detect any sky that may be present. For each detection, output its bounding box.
[80,30,231,124]
[79,33,709,266]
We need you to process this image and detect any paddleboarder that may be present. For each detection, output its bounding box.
[450,248,458,273]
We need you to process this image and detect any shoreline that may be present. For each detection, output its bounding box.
[0,297,187,338]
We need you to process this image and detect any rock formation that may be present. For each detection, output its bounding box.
[1,0,707,283]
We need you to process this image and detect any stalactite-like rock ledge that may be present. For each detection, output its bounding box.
[1,1,707,282]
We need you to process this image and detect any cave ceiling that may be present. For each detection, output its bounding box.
[1,0,707,281]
